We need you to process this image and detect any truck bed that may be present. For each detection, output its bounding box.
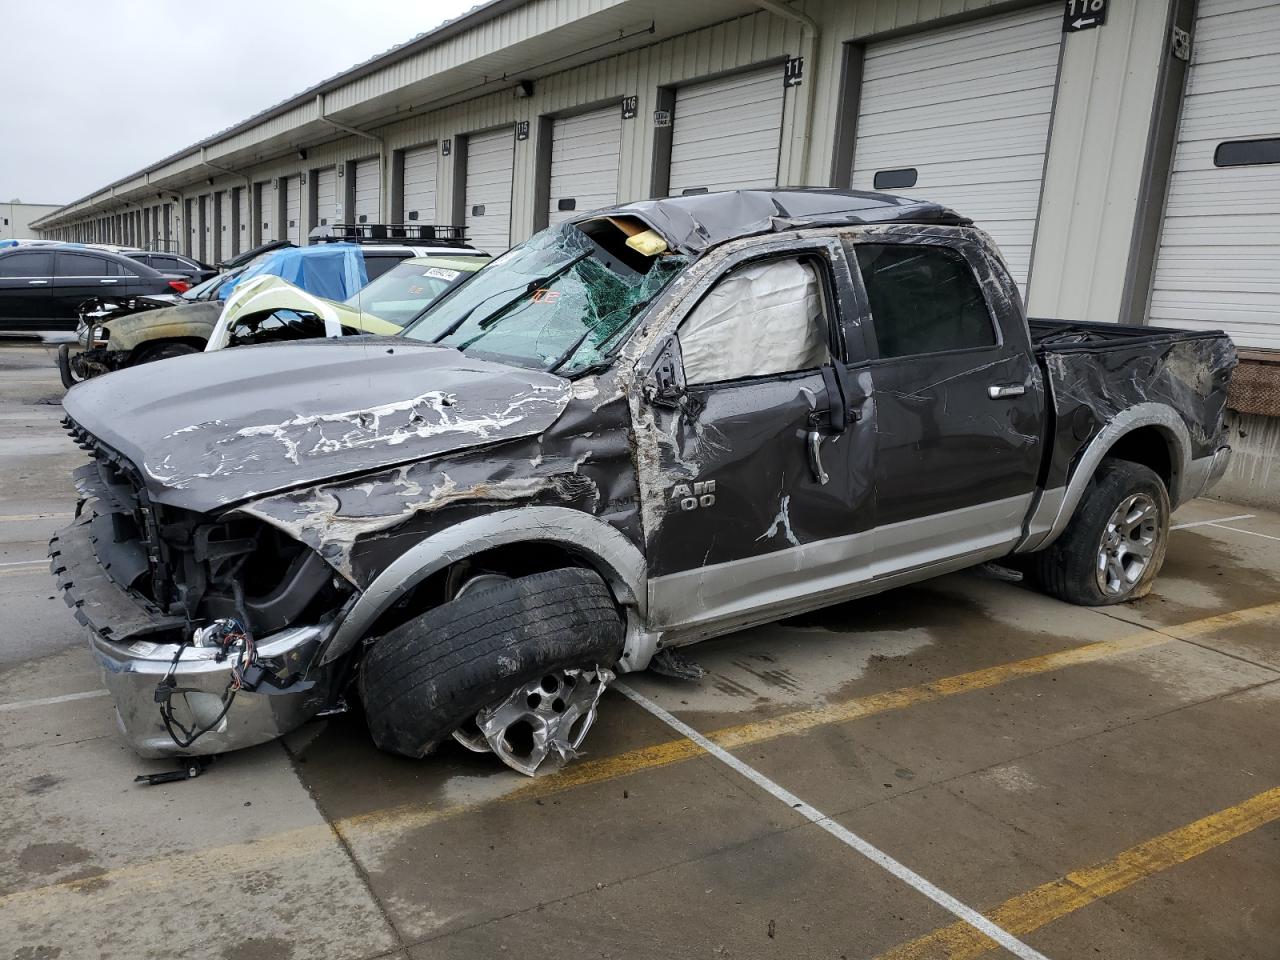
[1029,317,1236,497]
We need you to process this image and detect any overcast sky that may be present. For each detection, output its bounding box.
[0,0,476,205]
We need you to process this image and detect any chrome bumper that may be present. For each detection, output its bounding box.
[91,625,331,759]
[53,510,335,758]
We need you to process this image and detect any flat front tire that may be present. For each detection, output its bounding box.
[1033,458,1170,606]
[359,567,624,759]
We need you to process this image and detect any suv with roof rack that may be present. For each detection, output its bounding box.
[51,189,1234,778]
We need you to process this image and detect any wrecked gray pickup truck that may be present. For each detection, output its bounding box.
[51,189,1235,774]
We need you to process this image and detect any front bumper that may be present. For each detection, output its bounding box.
[51,512,334,758]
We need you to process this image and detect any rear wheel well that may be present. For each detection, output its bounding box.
[364,541,613,639]
[1104,426,1174,492]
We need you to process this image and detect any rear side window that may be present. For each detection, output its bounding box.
[56,252,109,276]
[0,251,53,277]
[854,245,996,359]
[363,253,411,281]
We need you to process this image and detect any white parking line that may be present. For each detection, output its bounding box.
[0,559,44,568]
[615,682,1052,960]
[0,690,109,712]
[1170,514,1255,531]
[1208,523,1280,544]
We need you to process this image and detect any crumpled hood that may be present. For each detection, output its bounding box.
[63,337,572,512]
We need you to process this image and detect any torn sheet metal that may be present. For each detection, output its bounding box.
[1034,324,1237,489]
[61,338,575,512]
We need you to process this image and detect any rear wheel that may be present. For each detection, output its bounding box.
[358,567,624,767]
[1033,459,1170,606]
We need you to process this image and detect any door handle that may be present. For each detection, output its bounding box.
[988,383,1026,400]
[27,279,48,285]
[806,430,829,485]
[99,279,119,284]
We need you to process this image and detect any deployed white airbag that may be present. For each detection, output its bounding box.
[679,259,828,385]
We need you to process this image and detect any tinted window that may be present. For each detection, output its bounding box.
[1214,138,1280,167]
[854,245,996,359]
[0,251,53,277]
[56,252,109,276]
[110,259,142,277]
[363,253,410,281]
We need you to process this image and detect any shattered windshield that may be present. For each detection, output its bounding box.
[401,221,687,376]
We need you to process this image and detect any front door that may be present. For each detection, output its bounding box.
[636,239,877,639]
[0,249,54,329]
[844,234,1045,573]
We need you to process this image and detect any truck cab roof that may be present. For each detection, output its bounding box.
[583,188,971,256]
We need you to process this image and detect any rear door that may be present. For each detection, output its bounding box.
[51,250,116,322]
[0,249,54,328]
[843,231,1043,571]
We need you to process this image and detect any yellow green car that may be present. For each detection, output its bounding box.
[207,254,486,350]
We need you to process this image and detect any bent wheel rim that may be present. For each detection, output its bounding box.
[1095,492,1160,598]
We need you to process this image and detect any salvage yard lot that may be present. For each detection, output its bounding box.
[2,341,1278,960]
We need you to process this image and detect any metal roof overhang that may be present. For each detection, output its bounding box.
[33,0,761,229]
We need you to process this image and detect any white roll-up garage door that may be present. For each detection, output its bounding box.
[549,105,622,226]
[236,188,250,254]
[402,145,438,223]
[257,182,275,243]
[465,127,515,254]
[668,66,785,196]
[1149,0,1280,348]
[315,167,337,227]
[355,158,380,224]
[850,5,1061,294]
[187,201,198,257]
[218,191,232,262]
[198,195,210,261]
[284,175,302,244]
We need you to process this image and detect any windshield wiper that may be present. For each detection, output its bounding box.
[547,299,648,375]
[431,252,591,343]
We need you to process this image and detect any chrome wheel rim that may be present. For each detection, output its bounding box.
[452,666,613,776]
[1096,493,1160,597]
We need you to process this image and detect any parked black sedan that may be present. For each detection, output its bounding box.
[127,251,218,284]
[0,244,191,332]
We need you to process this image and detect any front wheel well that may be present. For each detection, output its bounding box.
[363,541,615,639]
[129,337,207,364]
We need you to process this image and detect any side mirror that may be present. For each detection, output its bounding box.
[643,337,685,408]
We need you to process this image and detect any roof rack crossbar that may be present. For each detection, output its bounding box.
[308,223,468,246]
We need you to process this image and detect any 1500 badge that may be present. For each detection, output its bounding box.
[669,480,716,511]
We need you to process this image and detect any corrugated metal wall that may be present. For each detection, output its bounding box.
[36,0,1176,333]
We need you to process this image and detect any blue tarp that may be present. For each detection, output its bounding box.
[219,243,368,301]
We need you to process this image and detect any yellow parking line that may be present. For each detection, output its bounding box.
[875,784,1280,960]
[338,600,1280,836]
[1,601,1277,914]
